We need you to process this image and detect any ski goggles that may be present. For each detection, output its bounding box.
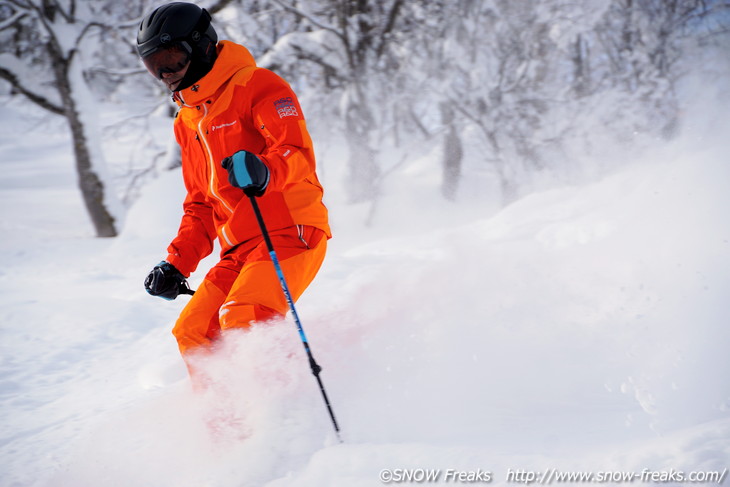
[141,42,192,80]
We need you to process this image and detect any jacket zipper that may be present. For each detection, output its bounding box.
[198,103,233,215]
[195,102,235,247]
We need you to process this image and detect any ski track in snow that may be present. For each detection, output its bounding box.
[1,101,729,487]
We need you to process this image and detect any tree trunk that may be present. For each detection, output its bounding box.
[344,110,379,202]
[439,102,462,201]
[571,34,590,97]
[50,46,118,237]
[344,84,379,203]
[67,107,118,238]
[499,176,519,207]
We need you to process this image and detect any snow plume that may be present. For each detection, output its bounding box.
[48,324,332,487]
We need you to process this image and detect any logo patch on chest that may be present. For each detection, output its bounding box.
[212,120,238,131]
[274,97,299,118]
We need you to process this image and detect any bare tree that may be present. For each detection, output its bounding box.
[264,0,405,203]
[0,0,145,237]
[587,0,728,138]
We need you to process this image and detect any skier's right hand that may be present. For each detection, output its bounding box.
[221,150,270,197]
[144,261,192,300]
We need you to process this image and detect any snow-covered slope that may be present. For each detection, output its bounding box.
[1,96,729,486]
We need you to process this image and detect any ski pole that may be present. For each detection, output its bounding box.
[248,195,342,442]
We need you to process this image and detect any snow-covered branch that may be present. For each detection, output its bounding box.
[0,7,28,30]
[271,0,344,42]
[88,66,148,77]
[0,66,64,114]
[374,0,404,59]
[0,53,64,114]
[5,0,33,10]
[47,0,73,24]
[207,0,236,15]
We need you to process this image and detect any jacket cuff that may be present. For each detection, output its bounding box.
[165,253,192,278]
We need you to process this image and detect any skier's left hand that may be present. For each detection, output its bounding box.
[144,261,192,300]
[221,150,270,197]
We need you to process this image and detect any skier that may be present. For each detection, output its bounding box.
[138,2,331,386]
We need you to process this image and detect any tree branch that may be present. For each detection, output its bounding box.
[116,15,145,29]
[207,0,236,15]
[44,0,72,23]
[74,20,105,49]
[0,7,28,30]
[291,45,344,84]
[88,65,148,77]
[271,0,345,43]
[375,0,403,59]
[5,0,33,10]
[0,65,65,115]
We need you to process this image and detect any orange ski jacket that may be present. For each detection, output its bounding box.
[165,41,331,277]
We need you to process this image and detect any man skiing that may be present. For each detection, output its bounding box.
[138,2,331,385]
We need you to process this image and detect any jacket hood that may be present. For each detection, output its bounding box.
[174,40,256,106]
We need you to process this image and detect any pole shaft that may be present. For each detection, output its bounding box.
[248,195,342,441]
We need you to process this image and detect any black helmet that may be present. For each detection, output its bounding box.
[137,2,218,89]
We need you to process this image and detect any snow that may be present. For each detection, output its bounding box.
[1,81,729,487]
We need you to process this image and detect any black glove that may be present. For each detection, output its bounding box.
[221,150,270,197]
[144,261,192,300]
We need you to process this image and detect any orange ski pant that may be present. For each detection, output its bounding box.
[172,225,327,360]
